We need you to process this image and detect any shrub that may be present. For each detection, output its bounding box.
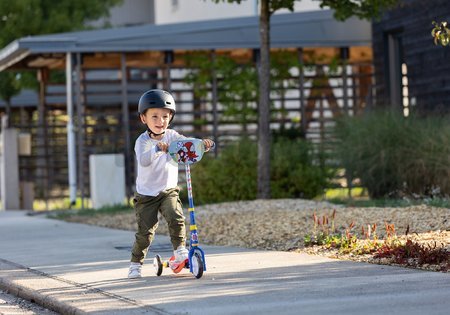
[334,110,450,198]
[375,239,449,272]
[183,137,332,204]
[183,138,258,204]
[270,138,333,199]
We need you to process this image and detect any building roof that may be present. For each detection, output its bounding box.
[0,9,371,71]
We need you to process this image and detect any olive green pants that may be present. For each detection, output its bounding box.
[130,187,186,264]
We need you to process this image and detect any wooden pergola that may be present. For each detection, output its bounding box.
[0,10,373,207]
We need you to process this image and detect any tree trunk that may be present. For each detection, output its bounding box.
[257,0,271,199]
[5,100,11,128]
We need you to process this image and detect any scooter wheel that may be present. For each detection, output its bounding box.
[154,254,163,276]
[191,252,204,279]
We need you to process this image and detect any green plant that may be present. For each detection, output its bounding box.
[304,213,449,271]
[375,239,449,272]
[184,53,258,133]
[432,21,450,46]
[362,223,378,240]
[304,210,343,248]
[304,212,330,246]
[184,138,258,204]
[270,138,334,199]
[304,216,359,253]
[326,197,450,208]
[334,110,450,198]
[304,211,396,255]
[185,137,332,204]
[49,204,132,220]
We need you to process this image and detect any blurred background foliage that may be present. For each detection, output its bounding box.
[180,135,334,204]
[334,110,450,199]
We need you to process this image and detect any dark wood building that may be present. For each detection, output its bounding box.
[372,0,450,114]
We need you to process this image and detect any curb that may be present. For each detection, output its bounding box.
[0,277,84,315]
[0,258,169,315]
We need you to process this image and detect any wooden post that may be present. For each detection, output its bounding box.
[66,53,77,207]
[121,53,132,201]
[341,47,350,115]
[298,48,306,137]
[75,53,85,209]
[164,50,173,90]
[211,50,218,156]
[0,116,20,210]
[37,68,49,210]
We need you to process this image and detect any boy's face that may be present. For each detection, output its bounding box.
[140,108,172,135]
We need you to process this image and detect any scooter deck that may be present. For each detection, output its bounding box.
[163,256,189,274]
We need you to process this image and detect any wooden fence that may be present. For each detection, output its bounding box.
[11,60,374,207]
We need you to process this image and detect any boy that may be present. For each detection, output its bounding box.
[128,89,214,278]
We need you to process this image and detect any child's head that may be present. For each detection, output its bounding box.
[140,107,172,136]
[138,89,176,136]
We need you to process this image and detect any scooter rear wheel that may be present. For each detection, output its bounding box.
[191,252,204,279]
[154,254,163,276]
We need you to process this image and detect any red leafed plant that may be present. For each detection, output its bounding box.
[374,239,449,272]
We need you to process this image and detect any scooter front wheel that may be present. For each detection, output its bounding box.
[154,254,163,276]
[191,252,204,279]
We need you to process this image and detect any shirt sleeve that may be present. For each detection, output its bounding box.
[169,129,186,141]
[135,134,164,167]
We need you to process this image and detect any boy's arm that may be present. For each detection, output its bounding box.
[135,137,164,166]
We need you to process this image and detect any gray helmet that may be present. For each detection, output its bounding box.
[138,89,176,123]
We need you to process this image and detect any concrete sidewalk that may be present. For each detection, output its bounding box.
[0,211,449,315]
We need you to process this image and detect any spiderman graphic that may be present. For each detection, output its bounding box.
[177,141,199,164]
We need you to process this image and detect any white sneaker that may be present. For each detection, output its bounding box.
[174,246,189,263]
[128,262,142,279]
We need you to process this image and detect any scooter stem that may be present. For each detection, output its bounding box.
[185,164,199,248]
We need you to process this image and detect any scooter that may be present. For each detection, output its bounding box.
[153,138,211,279]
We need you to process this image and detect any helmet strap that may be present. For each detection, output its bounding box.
[147,127,165,138]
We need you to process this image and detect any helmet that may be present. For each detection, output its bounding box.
[138,89,176,123]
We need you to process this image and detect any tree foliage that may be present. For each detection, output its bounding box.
[0,0,122,47]
[320,0,398,21]
[0,0,123,102]
[431,21,450,46]
[0,72,20,102]
[209,0,399,199]
[209,0,398,20]
[184,50,298,132]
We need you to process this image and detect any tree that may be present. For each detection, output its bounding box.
[0,72,21,127]
[0,0,123,109]
[212,0,400,199]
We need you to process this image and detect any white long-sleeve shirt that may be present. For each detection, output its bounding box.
[134,129,184,196]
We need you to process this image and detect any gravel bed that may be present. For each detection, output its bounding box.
[62,199,450,271]
[0,289,58,315]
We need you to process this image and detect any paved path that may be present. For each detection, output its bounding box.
[0,210,449,314]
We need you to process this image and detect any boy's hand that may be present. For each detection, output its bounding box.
[202,139,215,152]
[156,142,169,153]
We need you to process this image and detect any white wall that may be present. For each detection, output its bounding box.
[89,0,324,28]
[89,0,155,28]
[154,0,322,24]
